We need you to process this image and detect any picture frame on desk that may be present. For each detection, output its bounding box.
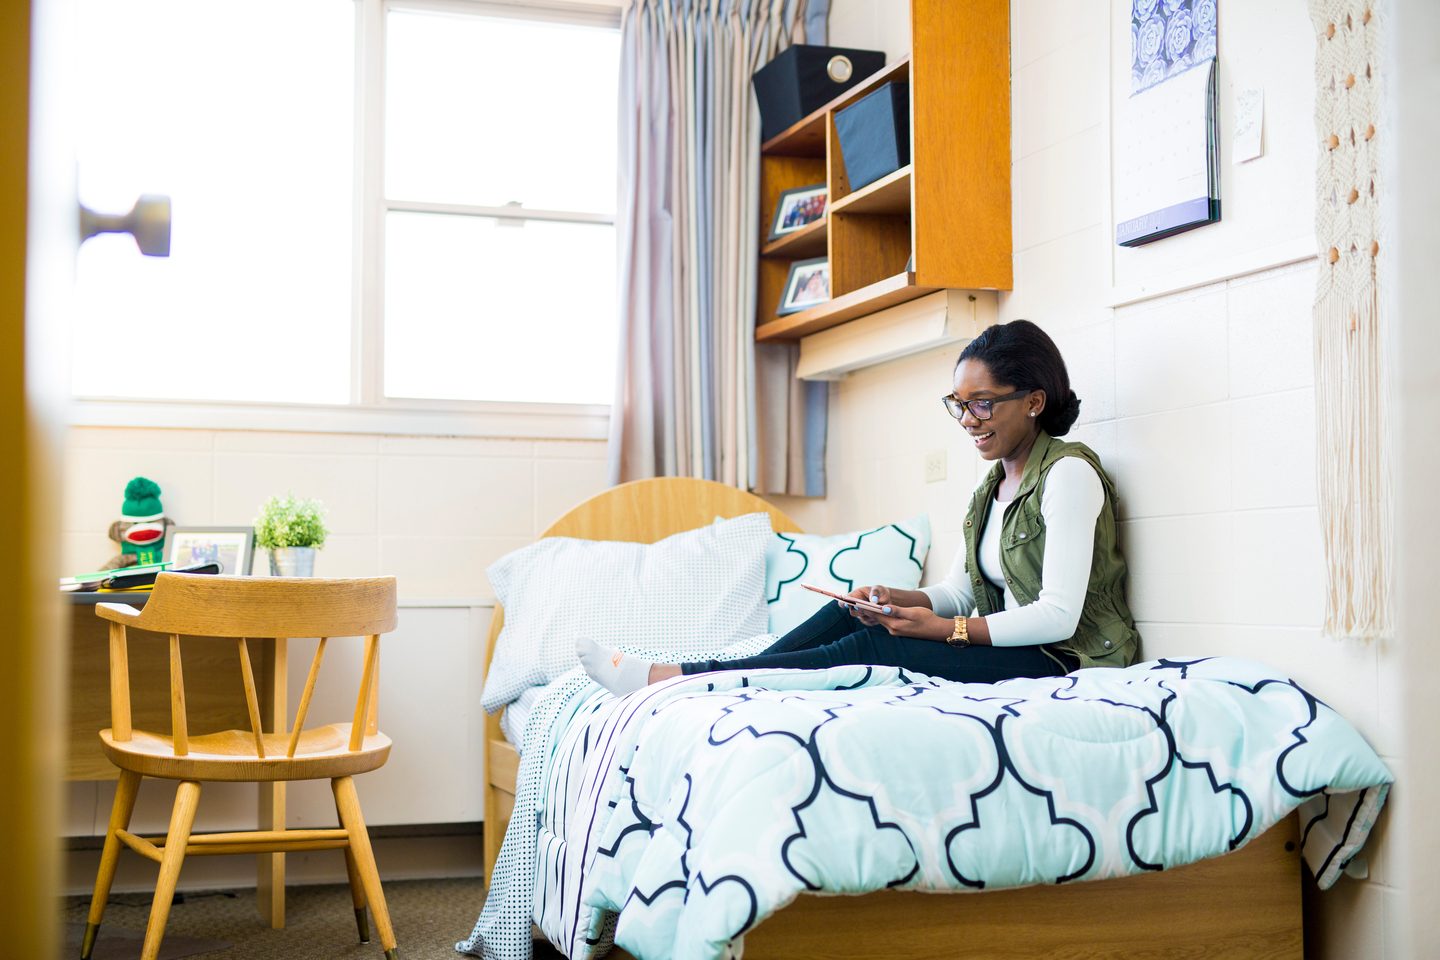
[166,526,255,576]
[768,183,827,240]
[777,257,830,315]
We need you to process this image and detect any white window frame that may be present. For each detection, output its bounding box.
[70,0,625,440]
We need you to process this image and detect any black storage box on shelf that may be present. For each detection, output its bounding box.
[752,45,886,143]
[834,81,910,191]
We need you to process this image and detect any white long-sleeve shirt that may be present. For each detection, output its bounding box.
[919,456,1104,646]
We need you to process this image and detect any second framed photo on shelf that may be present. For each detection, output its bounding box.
[778,257,831,315]
[166,526,256,576]
[769,183,827,240]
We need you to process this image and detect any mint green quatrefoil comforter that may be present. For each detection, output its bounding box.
[458,657,1391,960]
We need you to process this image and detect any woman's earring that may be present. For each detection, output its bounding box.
[1028,412,1037,417]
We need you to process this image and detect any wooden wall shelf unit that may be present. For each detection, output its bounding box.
[829,165,912,216]
[761,218,827,259]
[755,0,1012,343]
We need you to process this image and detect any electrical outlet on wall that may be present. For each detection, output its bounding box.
[924,449,947,483]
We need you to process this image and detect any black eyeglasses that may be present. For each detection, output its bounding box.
[941,390,1030,421]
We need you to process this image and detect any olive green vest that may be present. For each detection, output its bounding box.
[962,431,1140,669]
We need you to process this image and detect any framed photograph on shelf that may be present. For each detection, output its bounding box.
[166,526,256,576]
[777,257,831,315]
[768,183,828,240]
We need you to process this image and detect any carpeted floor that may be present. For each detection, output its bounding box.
[63,878,568,960]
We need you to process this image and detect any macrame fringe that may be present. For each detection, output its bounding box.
[1314,284,1392,640]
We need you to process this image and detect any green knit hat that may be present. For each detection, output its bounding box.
[121,476,165,522]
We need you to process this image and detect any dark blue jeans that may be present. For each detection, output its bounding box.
[682,600,1078,683]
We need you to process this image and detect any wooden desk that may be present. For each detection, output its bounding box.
[67,593,291,927]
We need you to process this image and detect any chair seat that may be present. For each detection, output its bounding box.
[100,724,391,782]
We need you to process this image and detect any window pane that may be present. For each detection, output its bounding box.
[72,0,354,404]
[386,9,619,214]
[383,212,616,404]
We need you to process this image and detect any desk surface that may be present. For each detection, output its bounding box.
[64,591,149,606]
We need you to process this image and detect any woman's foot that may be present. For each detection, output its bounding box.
[576,637,654,696]
[649,663,682,683]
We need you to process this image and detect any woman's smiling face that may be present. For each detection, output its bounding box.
[950,359,1045,462]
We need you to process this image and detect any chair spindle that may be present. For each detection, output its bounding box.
[366,642,380,736]
[169,634,189,756]
[349,635,378,752]
[288,638,328,759]
[108,622,132,742]
[236,637,266,758]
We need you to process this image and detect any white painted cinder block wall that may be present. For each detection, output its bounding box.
[824,0,1402,956]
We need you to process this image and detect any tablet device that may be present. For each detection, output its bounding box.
[801,583,888,614]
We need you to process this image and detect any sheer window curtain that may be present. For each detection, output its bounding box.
[608,0,830,497]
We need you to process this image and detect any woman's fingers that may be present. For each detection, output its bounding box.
[854,584,890,604]
[876,605,922,635]
[855,608,882,626]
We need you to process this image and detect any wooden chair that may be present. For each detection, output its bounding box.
[80,573,402,960]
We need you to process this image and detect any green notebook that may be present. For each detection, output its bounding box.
[59,561,172,591]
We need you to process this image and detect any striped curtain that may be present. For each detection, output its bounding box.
[608,0,829,496]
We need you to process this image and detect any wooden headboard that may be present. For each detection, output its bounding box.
[480,477,801,873]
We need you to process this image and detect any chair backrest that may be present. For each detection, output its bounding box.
[96,574,398,760]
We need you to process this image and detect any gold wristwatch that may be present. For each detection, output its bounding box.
[947,616,970,648]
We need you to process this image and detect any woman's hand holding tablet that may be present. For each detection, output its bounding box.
[802,583,889,614]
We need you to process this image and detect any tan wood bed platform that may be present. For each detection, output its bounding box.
[482,477,1303,959]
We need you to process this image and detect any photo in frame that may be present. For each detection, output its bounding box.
[768,183,828,240]
[166,526,256,576]
[777,257,831,315]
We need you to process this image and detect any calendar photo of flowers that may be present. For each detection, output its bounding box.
[1131,0,1219,94]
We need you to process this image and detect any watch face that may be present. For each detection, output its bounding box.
[827,55,853,83]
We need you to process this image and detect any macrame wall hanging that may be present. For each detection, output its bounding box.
[1310,0,1389,640]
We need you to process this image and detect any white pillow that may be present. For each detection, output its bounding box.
[765,515,931,635]
[481,512,773,713]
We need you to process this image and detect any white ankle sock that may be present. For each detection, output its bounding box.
[576,637,653,696]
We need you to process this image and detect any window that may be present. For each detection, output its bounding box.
[73,0,356,404]
[381,5,620,405]
[71,0,621,421]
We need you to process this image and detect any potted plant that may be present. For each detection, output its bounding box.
[254,494,328,577]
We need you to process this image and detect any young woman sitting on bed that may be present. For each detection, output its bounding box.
[579,319,1140,694]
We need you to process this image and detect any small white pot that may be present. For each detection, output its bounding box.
[268,546,317,577]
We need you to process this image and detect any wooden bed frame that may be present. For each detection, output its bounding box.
[481,477,1303,959]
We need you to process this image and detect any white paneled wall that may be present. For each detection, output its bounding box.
[827,1,1398,956]
[824,0,909,59]
[62,428,607,594]
[62,427,609,891]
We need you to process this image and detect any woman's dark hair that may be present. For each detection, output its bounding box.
[956,319,1082,436]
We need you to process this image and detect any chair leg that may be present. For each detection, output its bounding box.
[341,837,371,942]
[333,776,397,958]
[82,770,143,959]
[140,780,202,960]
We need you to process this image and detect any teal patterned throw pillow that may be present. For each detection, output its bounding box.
[765,515,931,635]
